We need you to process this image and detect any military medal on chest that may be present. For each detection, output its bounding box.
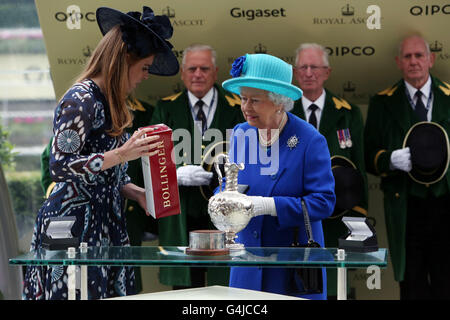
[344,128,352,148]
[337,129,352,149]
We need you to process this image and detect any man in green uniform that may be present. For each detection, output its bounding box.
[364,35,450,299]
[290,43,368,299]
[151,44,245,289]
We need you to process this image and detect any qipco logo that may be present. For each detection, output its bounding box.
[410,4,450,16]
[55,5,96,30]
[326,46,375,56]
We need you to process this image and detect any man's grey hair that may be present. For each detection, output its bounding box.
[295,43,330,67]
[182,44,217,67]
[397,35,431,57]
[267,92,294,112]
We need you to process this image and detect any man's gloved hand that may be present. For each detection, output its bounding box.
[176,165,213,186]
[390,147,412,172]
[249,196,277,217]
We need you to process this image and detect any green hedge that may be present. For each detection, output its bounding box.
[6,171,44,236]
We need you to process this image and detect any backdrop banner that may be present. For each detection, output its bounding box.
[34,0,450,300]
[35,0,449,105]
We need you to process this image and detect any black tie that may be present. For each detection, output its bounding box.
[195,100,207,134]
[308,104,319,129]
[414,90,427,121]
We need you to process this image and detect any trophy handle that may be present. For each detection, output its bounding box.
[214,153,229,192]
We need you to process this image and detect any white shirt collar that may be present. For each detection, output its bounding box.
[404,76,432,100]
[187,87,215,109]
[301,89,326,112]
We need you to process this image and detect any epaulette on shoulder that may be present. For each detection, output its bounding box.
[332,96,352,110]
[161,92,182,102]
[439,81,450,96]
[377,85,398,96]
[225,93,241,107]
[128,98,146,111]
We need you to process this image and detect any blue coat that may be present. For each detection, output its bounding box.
[227,112,336,300]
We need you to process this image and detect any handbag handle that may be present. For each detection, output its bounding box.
[292,200,320,248]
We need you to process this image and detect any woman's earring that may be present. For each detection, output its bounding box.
[277,109,282,114]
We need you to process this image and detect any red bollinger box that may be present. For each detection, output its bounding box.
[139,124,180,219]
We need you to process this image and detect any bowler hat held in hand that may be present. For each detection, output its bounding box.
[403,121,450,185]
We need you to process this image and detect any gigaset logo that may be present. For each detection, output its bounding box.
[326,46,375,56]
[230,7,287,20]
[410,4,450,15]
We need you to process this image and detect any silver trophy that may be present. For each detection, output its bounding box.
[208,154,254,251]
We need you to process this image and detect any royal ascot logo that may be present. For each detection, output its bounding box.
[313,3,381,29]
[227,45,294,64]
[430,41,443,52]
[343,81,356,93]
[410,4,450,16]
[313,3,365,25]
[230,7,287,20]
[341,4,355,16]
[162,6,176,18]
[430,41,450,61]
[56,46,91,65]
[326,46,375,56]
[254,43,268,54]
[161,6,205,27]
[341,80,370,101]
[55,5,95,30]
[227,44,270,64]
[82,46,93,58]
[172,49,184,60]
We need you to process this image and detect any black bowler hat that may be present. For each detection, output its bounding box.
[330,156,364,218]
[403,121,450,185]
[200,141,229,201]
[96,6,179,76]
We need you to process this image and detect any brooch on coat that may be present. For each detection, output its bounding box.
[337,128,352,149]
[287,135,299,149]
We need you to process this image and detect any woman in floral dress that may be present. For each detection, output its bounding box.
[22,6,179,300]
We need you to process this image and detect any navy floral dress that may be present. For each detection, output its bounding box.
[23,79,136,299]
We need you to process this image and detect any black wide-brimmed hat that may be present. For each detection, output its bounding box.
[330,156,365,218]
[96,6,179,76]
[403,121,450,185]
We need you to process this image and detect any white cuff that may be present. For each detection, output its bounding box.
[251,196,277,217]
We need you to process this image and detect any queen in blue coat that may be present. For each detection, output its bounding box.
[221,53,336,300]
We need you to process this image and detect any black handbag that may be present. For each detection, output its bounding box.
[287,200,323,295]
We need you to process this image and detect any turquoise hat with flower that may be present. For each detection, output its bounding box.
[222,54,302,100]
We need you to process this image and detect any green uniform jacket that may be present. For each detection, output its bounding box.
[364,76,450,282]
[151,84,245,287]
[291,89,368,296]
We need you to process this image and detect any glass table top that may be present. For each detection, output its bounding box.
[10,246,388,268]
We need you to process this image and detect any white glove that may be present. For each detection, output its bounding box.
[390,147,412,172]
[176,165,213,186]
[249,196,277,217]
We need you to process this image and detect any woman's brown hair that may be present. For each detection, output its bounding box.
[75,26,142,137]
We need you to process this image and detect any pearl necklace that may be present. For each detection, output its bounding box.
[258,112,287,147]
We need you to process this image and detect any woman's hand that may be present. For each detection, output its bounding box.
[135,188,150,216]
[102,127,161,170]
[121,183,151,217]
[118,127,161,163]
